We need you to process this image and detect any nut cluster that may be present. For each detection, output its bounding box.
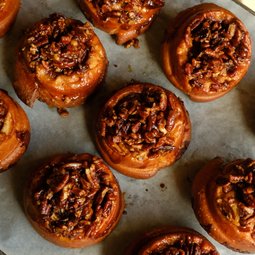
[215,159,255,231]
[148,238,217,255]
[100,87,175,160]
[0,99,7,131]
[185,18,250,91]
[32,156,118,239]
[22,13,92,76]
[93,0,164,24]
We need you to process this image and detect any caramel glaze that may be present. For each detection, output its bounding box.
[0,89,30,172]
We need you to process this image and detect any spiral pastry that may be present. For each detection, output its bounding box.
[78,0,164,46]
[24,153,124,248]
[0,0,20,37]
[192,157,255,252]
[162,3,251,102]
[13,13,108,108]
[0,89,30,172]
[126,226,219,255]
[96,83,191,179]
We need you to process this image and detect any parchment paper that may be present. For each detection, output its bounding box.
[0,0,255,254]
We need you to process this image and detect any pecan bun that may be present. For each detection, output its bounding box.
[13,13,108,108]
[126,226,219,255]
[96,83,191,179]
[24,153,124,248]
[192,157,255,253]
[78,0,164,46]
[0,89,30,172]
[0,0,20,37]
[162,3,252,102]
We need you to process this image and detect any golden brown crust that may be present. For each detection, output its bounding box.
[0,89,30,172]
[162,3,252,102]
[192,157,255,253]
[78,0,164,45]
[13,13,108,108]
[24,153,124,248]
[0,0,20,37]
[126,226,219,255]
[96,83,191,179]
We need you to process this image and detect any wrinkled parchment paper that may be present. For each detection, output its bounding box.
[0,0,255,254]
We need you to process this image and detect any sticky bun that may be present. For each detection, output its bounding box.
[96,83,191,179]
[0,0,20,37]
[13,13,108,108]
[192,157,255,252]
[78,0,164,46]
[24,153,124,248]
[126,226,219,255]
[0,89,30,172]
[162,3,251,102]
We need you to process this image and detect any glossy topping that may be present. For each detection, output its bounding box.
[99,86,175,160]
[96,83,191,179]
[143,236,218,254]
[0,99,7,131]
[0,89,30,172]
[215,159,255,231]
[185,18,250,93]
[92,0,164,23]
[22,13,92,77]
[126,227,219,255]
[30,154,121,240]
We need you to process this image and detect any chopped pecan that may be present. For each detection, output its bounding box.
[92,0,164,23]
[185,18,250,92]
[126,227,219,255]
[22,14,91,76]
[216,159,255,229]
[149,238,216,255]
[100,87,174,160]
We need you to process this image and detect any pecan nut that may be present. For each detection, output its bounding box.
[78,0,164,45]
[13,13,108,109]
[192,157,255,252]
[96,83,191,179]
[24,153,124,248]
[162,3,251,102]
[0,89,30,172]
[126,226,219,255]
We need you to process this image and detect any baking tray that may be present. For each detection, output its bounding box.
[0,0,255,254]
